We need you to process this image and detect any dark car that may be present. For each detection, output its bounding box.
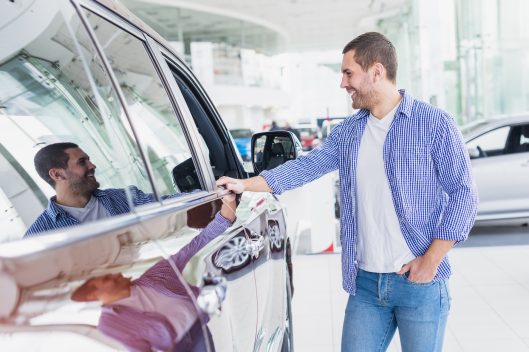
[230,128,254,161]
[0,0,297,350]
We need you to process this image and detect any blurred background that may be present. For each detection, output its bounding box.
[120,1,529,351]
[122,0,529,133]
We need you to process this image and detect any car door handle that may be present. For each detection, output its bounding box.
[522,160,529,167]
[197,273,227,316]
[245,236,265,258]
[243,228,265,258]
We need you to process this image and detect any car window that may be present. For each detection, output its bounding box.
[466,126,510,157]
[507,124,529,154]
[167,64,242,179]
[0,2,152,242]
[82,10,203,198]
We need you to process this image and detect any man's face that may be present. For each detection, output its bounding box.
[89,273,132,300]
[61,148,99,194]
[340,50,377,110]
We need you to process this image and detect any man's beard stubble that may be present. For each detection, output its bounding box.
[68,173,100,196]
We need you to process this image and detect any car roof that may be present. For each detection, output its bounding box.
[462,114,529,140]
[94,0,179,59]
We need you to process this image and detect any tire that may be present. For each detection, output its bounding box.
[212,235,251,273]
[268,222,284,252]
[281,270,294,352]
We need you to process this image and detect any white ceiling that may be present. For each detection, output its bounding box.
[122,0,409,54]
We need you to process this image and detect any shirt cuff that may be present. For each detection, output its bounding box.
[215,211,235,227]
[259,170,283,195]
[432,231,468,244]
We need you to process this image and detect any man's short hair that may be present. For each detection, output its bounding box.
[34,142,79,187]
[342,32,398,83]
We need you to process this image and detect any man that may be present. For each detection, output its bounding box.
[217,32,478,351]
[25,142,160,237]
[71,194,237,352]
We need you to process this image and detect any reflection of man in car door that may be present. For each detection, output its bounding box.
[25,142,165,238]
[71,194,236,352]
[218,32,478,351]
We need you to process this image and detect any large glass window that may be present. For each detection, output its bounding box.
[0,3,153,242]
[82,10,203,198]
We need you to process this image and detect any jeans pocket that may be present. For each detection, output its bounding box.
[403,272,434,286]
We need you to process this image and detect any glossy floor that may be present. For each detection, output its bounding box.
[291,227,529,352]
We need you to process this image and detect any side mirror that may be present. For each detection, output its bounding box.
[467,146,480,159]
[251,131,302,174]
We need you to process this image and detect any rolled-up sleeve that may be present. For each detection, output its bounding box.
[431,114,479,243]
[260,124,342,195]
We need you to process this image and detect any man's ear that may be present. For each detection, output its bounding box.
[49,168,66,183]
[372,63,385,82]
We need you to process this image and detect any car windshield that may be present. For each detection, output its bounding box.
[230,129,253,139]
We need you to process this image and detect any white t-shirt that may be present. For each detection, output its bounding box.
[356,103,415,273]
[56,196,110,223]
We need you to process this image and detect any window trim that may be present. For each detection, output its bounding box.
[73,1,162,201]
[158,46,247,180]
[143,36,215,192]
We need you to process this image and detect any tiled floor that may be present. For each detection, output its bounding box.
[291,244,529,352]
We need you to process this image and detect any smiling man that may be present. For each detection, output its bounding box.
[24,142,159,237]
[217,32,478,351]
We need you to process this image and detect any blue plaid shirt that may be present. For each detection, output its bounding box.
[261,90,478,295]
[24,186,157,238]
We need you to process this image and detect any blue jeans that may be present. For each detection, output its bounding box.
[341,269,450,352]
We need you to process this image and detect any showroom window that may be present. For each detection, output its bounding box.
[0,4,152,242]
[82,10,204,198]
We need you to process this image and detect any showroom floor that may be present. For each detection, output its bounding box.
[291,230,529,351]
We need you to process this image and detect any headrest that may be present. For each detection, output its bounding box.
[271,143,284,155]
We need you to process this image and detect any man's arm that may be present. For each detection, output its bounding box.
[431,114,478,242]
[397,239,455,282]
[217,175,271,194]
[398,114,478,283]
[217,122,345,194]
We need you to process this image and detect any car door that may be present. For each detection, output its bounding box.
[0,1,217,350]
[467,123,529,219]
[252,194,291,352]
[143,38,264,350]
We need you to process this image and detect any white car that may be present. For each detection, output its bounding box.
[0,0,296,351]
[464,114,529,225]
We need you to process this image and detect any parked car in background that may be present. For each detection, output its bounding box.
[332,114,529,227]
[295,124,321,151]
[464,114,529,225]
[229,128,253,161]
[321,118,346,142]
[0,0,296,351]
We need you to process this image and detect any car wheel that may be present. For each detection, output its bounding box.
[213,235,251,273]
[281,270,294,352]
[268,222,283,251]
